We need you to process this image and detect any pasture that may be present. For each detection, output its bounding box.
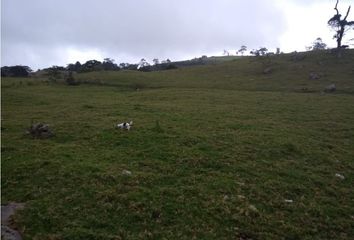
[2,50,354,239]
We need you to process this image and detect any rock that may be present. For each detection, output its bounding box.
[237,195,246,200]
[248,204,258,213]
[335,173,345,180]
[324,84,336,93]
[263,67,272,74]
[1,203,25,225]
[122,170,132,176]
[1,203,25,240]
[309,72,320,80]
[1,225,22,240]
[223,195,229,202]
[26,122,54,138]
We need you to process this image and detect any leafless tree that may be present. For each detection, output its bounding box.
[328,0,354,49]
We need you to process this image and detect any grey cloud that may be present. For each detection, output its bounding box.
[2,0,287,69]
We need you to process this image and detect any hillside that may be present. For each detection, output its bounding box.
[75,49,353,93]
[2,50,354,239]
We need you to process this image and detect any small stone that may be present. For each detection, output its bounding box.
[309,72,320,80]
[1,225,22,240]
[237,195,246,200]
[122,170,132,176]
[263,67,272,74]
[324,83,336,93]
[1,203,25,240]
[1,203,25,225]
[223,195,229,202]
[335,173,345,180]
[248,204,258,213]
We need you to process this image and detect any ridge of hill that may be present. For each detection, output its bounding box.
[72,49,354,94]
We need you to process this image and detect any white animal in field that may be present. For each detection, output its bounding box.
[116,121,133,130]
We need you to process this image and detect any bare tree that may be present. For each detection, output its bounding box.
[328,0,354,49]
[223,50,230,56]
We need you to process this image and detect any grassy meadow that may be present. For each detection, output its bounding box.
[1,50,354,239]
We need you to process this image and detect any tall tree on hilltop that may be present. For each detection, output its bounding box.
[328,0,354,49]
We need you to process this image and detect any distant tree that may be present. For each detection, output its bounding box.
[258,47,268,56]
[1,65,32,77]
[250,50,258,56]
[102,58,119,70]
[307,37,327,51]
[152,58,160,65]
[161,59,171,64]
[67,61,82,72]
[138,58,150,69]
[104,58,114,63]
[66,63,75,71]
[81,60,102,72]
[46,65,64,81]
[119,63,129,69]
[223,50,230,56]
[238,45,247,55]
[250,47,268,56]
[328,0,354,49]
[75,61,81,70]
[126,64,139,70]
[276,48,281,54]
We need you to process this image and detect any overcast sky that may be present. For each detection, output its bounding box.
[1,0,354,69]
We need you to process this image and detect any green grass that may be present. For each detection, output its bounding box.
[2,50,354,239]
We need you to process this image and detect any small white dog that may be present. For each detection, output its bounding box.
[116,121,133,130]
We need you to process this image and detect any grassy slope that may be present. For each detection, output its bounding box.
[2,50,354,239]
[73,50,354,93]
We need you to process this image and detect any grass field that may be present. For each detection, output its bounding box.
[2,50,354,239]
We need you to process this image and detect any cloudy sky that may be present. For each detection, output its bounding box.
[1,0,354,69]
